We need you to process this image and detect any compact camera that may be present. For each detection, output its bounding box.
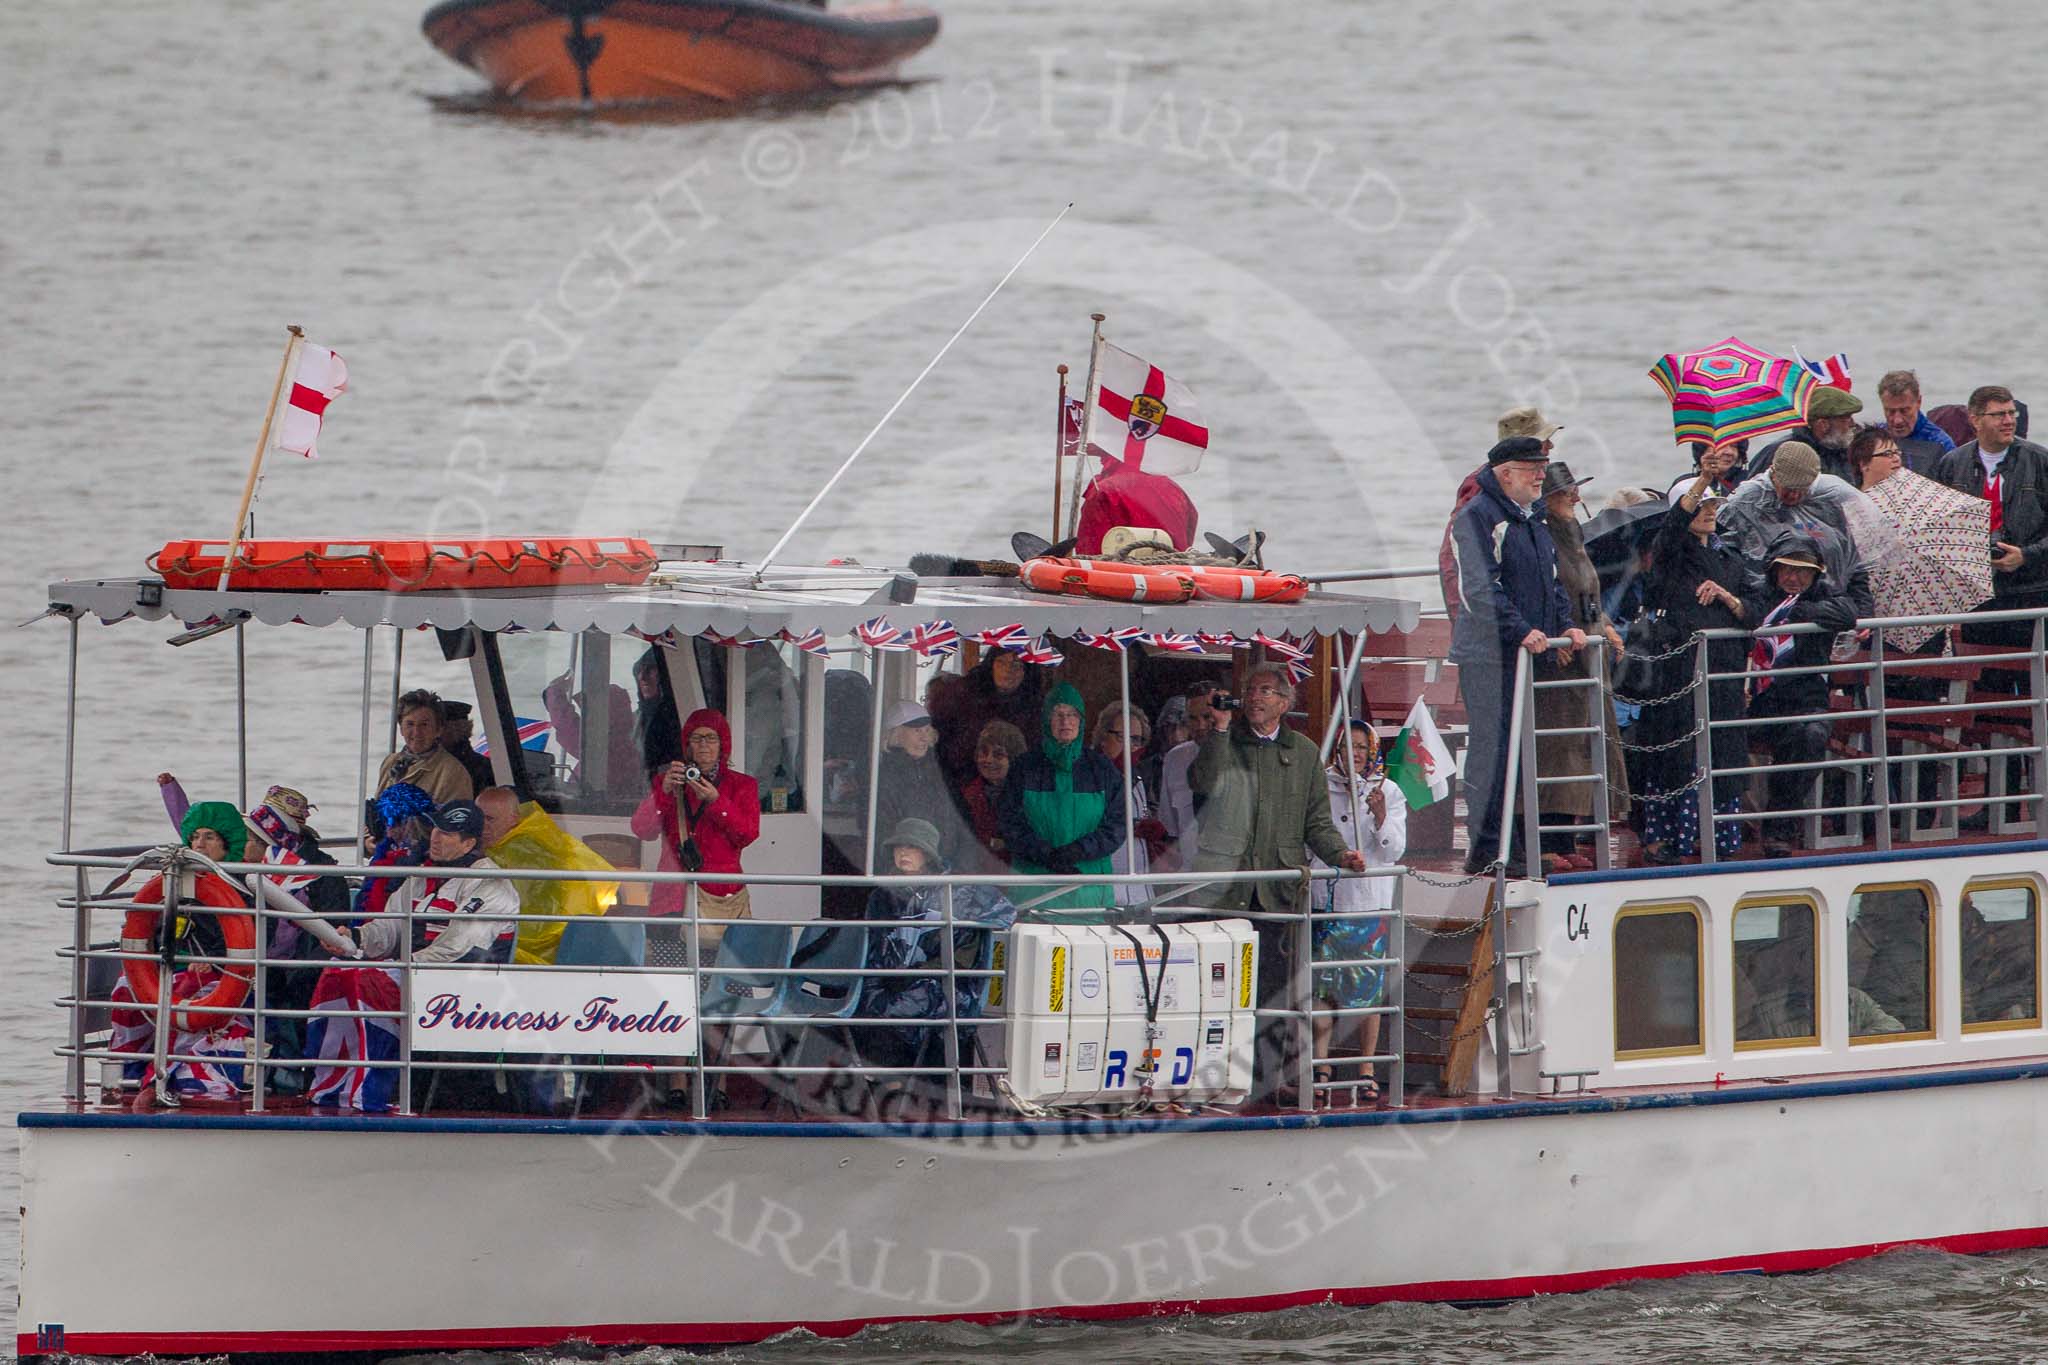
[1211,693,1243,712]
[681,764,704,783]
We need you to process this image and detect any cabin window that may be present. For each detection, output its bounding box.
[1614,904,1703,1058]
[1732,897,1819,1049]
[1847,882,1934,1042]
[1962,878,2040,1031]
[494,631,671,816]
[693,637,808,814]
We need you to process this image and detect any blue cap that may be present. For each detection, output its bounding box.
[429,800,486,840]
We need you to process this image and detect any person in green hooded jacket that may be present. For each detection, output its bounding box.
[997,681,1127,913]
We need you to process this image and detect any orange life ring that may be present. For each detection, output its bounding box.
[121,872,257,1033]
[1186,566,1310,604]
[1018,557,1197,603]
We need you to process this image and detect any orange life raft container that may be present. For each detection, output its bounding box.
[121,873,257,1034]
[150,537,658,594]
[1018,557,1198,604]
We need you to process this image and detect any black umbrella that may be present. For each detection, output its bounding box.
[1581,498,1672,587]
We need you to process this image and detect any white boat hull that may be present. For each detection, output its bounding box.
[19,1065,2048,1357]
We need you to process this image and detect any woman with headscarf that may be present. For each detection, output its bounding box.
[631,707,760,968]
[1537,461,1630,868]
[997,682,1128,913]
[106,800,257,1100]
[1308,720,1407,1105]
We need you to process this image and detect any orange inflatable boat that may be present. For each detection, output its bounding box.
[422,0,941,104]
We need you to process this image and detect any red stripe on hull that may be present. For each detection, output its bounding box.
[23,1222,2048,1357]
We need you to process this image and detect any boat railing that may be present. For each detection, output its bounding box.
[47,849,1407,1121]
[1512,603,2048,874]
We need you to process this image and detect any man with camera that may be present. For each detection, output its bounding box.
[1189,663,1365,1106]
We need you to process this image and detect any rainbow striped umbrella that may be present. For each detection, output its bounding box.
[1648,336,1819,448]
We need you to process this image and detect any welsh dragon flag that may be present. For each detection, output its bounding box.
[1385,697,1453,809]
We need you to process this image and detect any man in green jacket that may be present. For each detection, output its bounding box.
[1191,663,1366,1104]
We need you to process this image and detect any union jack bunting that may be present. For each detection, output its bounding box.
[1144,632,1204,652]
[1253,632,1314,683]
[1017,633,1065,666]
[1196,632,1241,651]
[908,619,961,657]
[1072,626,1147,652]
[974,622,1030,651]
[702,629,766,649]
[780,627,828,657]
[855,617,909,651]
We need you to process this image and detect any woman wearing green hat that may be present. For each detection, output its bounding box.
[996,681,1128,913]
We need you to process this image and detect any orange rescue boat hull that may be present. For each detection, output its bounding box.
[422,0,941,104]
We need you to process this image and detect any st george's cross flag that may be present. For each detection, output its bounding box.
[274,341,349,458]
[1083,341,1210,477]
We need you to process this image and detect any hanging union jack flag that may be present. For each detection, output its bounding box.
[1197,632,1241,651]
[1082,341,1210,477]
[1144,632,1204,653]
[1792,346,1853,392]
[1073,626,1147,652]
[780,627,828,657]
[475,717,553,756]
[855,617,909,651]
[1254,632,1315,683]
[1017,633,1065,666]
[974,622,1030,651]
[908,620,961,658]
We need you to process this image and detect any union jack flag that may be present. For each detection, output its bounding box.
[1253,632,1314,683]
[781,627,828,657]
[856,617,909,651]
[264,843,315,894]
[974,622,1030,651]
[704,630,771,649]
[908,619,960,657]
[628,626,683,649]
[1017,633,1065,666]
[1144,632,1204,653]
[475,717,552,756]
[1793,347,1852,392]
[1072,626,1147,652]
[1197,632,1241,651]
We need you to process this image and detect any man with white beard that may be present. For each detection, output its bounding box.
[1750,386,1865,483]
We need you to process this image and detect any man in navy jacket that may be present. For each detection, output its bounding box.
[1451,437,1586,872]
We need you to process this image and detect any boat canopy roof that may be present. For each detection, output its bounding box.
[46,560,1421,639]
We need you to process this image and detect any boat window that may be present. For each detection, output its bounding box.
[1614,904,1703,1059]
[1732,896,1819,1049]
[1847,882,1934,1043]
[1962,878,2040,1032]
[494,631,666,817]
[693,637,807,814]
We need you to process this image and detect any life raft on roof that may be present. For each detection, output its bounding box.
[420,0,941,105]
[150,537,658,593]
[1018,556,1310,606]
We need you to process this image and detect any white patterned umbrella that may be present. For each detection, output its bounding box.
[1863,469,1994,652]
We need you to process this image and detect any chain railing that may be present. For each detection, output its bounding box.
[49,848,1409,1121]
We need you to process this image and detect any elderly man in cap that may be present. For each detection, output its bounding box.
[1440,407,1565,627]
[1719,443,1875,593]
[1450,436,1587,873]
[1752,387,1865,483]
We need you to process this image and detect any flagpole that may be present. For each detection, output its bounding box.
[753,203,1074,585]
[1065,314,1106,541]
[219,325,303,591]
[1051,363,1070,542]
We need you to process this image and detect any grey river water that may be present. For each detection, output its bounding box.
[8,0,2048,1358]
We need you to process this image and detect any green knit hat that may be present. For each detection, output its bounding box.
[180,801,247,858]
[1042,680,1085,732]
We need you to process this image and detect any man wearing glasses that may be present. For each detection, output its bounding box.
[1190,663,1366,1105]
[1937,386,2048,825]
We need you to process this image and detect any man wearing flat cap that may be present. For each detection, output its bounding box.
[1752,386,1865,483]
[1439,407,1565,629]
[1449,436,1586,872]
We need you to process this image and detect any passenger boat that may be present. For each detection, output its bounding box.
[19,542,2048,1358]
[421,0,942,105]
